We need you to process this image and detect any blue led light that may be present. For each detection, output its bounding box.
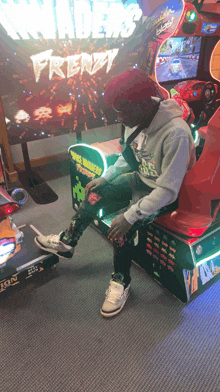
[11,188,28,205]
[193,92,197,96]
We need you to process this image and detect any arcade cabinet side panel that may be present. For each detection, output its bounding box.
[132,224,196,302]
[0,224,59,295]
[183,254,220,301]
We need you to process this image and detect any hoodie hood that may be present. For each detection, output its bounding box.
[145,97,184,134]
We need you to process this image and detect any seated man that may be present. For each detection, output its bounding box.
[35,69,196,317]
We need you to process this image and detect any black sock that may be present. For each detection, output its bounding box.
[112,272,131,288]
[60,231,77,247]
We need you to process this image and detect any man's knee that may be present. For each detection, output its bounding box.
[87,192,103,205]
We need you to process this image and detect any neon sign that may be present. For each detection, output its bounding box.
[0,0,142,41]
[30,49,119,82]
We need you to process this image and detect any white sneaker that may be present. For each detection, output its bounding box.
[34,232,75,259]
[100,279,130,318]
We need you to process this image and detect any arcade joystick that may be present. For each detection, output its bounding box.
[196,111,206,128]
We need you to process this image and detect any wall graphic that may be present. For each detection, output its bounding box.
[0,0,143,144]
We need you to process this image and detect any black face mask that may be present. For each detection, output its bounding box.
[120,100,161,172]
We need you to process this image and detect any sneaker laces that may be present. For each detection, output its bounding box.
[105,282,124,304]
[47,234,61,245]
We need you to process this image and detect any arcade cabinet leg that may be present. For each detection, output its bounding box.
[17,142,58,205]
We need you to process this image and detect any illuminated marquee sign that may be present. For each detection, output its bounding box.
[0,0,143,143]
[0,0,142,41]
[31,48,119,82]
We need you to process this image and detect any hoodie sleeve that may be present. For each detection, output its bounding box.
[124,136,190,224]
[102,154,131,182]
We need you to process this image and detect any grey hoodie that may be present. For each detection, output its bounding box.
[103,97,196,225]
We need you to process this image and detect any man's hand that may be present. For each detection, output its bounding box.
[85,177,107,195]
[107,214,132,241]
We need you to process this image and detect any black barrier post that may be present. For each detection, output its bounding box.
[76,131,82,144]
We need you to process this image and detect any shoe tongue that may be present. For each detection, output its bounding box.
[111,281,124,292]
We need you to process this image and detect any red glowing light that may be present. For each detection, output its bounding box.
[0,203,19,217]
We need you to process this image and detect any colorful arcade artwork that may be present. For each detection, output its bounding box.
[136,0,184,95]
[184,255,220,299]
[0,0,143,144]
[68,143,107,208]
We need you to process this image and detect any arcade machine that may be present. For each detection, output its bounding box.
[0,185,59,295]
[135,0,220,302]
[0,133,58,295]
[0,0,146,293]
[70,0,220,302]
[132,0,220,302]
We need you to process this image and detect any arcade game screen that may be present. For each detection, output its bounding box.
[0,0,144,145]
[156,36,202,83]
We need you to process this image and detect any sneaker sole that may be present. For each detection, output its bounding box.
[100,289,130,318]
[34,237,74,259]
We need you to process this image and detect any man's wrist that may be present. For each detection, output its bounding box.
[124,210,138,225]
